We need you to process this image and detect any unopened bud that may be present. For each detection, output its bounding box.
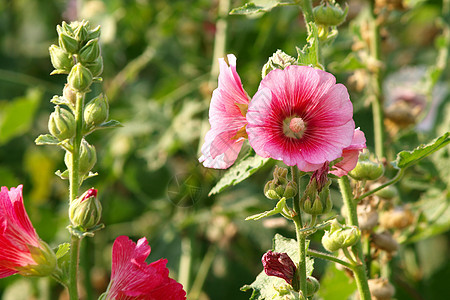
[68,63,93,91]
[322,220,361,252]
[79,38,100,63]
[59,32,79,53]
[349,151,384,181]
[368,278,395,300]
[301,164,333,215]
[262,50,297,78]
[84,94,109,129]
[63,84,77,106]
[264,166,297,200]
[372,183,398,200]
[16,240,56,277]
[73,20,89,43]
[305,276,320,297]
[313,3,348,27]
[48,106,75,141]
[69,188,102,229]
[86,56,103,77]
[49,45,73,72]
[65,139,97,175]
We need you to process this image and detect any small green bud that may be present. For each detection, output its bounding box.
[48,106,76,140]
[69,188,102,229]
[72,20,89,43]
[68,63,93,92]
[283,181,298,199]
[65,139,97,175]
[300,164,333,215]
[305,276,320,297]
[372,183,398,200]
[262,50,297,78]
[322,220,361,252]
[349,151,384,181]
[58,32,79,53]
[86,56,103,77]
[79,38,100,63]
[63,84,77,107]
[84,94,109,129]
[313,3,348,27]
[49,45,73,72]
[264,166,297,200]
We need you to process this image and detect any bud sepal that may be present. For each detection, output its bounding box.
[322,220,361,253]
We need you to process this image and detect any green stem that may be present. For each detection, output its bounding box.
[296,0,315,28]
[68,92,85,300]
[355,168,404,202]
[339,176,372,300]
[367,1,385,159]
[291,167,307,296]
[307,249,353,270]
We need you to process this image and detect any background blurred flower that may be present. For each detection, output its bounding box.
[199,54,251,169]
[0,185,56,278]
[246,66,355,172]
[102,235,186,300]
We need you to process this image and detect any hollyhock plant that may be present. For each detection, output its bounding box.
[330,128,367,177]
[0,185,56,278]
[246,65,355,172]
[199,54,251,169]
[101,235,186,300]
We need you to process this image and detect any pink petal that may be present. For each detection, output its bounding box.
[330,128,367,177]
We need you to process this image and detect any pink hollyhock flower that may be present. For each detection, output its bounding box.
[199,54,251,169]
[330,128,366,177]
[0,185,56,278]
[246,66,355,172]
[102,235,186,300]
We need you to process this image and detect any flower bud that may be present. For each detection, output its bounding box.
[368,278,395,300]
[63,84,77,106]
[79,38,100,63]
[313,3,348,27]
[300,163,332,215]
[371,231,399,253]
[86,56,104,77]
[372,183,398,200]
[84,94,109,129]
[322,220,361,252]
[48,106,76,141]
[65,139,97,175]
[69,188,102,229]
[58,32,79,53]
[68,63,93,92]
[16,240,57,277]
[349,151,384,181]
[305,276,320,297]
[264,166,297,200]
[262,50,297,78]
[74,22,89,43]
[262,251,298,288]
[49,44,73,72]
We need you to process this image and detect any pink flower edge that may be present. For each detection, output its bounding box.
[330,128,366,177]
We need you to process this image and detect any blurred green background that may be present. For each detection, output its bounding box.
[0,0,449,299]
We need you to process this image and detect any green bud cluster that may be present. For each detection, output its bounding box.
[69,188,102,230]
[300,164,333,215]
[264,166,298,200]
[349,151,384,181]
[262,50,297,78]
[321,220,361,252]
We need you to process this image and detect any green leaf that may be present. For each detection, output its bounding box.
[296,22,323,69]
[50,95,74,109]
[55,243,70,259]
[55,169,69,180]
[241,234,314,299]
[0,89,42,145]
[35,134,60,145]
[246,198,287,220]
[97,119,123,129]
[230,0,295,15]
[392,132,450,169]
[209,151,270,196]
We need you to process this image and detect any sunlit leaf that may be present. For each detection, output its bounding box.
[296,22,323,69]
[246,198,287,220]
[230,0,296,15]
[209,151,270,196]
[55,243,70,259]
[35,134,60,145]
[392,132,450,169]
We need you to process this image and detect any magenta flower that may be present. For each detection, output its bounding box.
[330,128,367,177]
[103,235,186,300]
[246,66,355,172]
[199,54,251,169]
[262,250,297,285]
[0,185,55,278]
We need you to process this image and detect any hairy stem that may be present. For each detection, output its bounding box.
[307,249,354,270]
[69,235,81,300]
[339,176,372,300]
[291,167,307,296]
[355,168,404,202]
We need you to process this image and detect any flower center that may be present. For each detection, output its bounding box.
[283,117,306,139]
